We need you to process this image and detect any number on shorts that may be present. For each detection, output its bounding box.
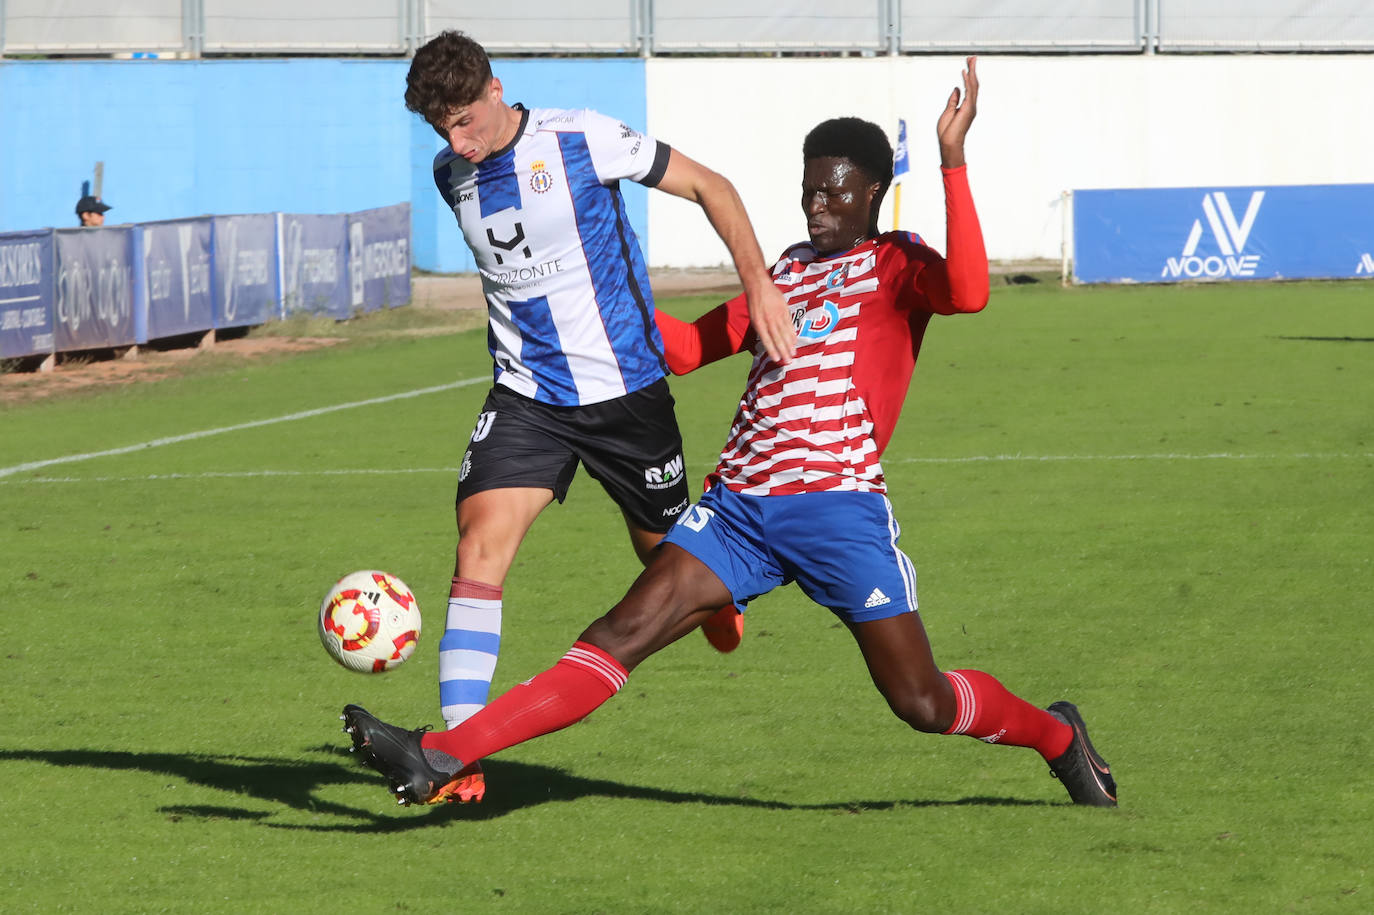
[471,411,496,443]
[678,504,716,532]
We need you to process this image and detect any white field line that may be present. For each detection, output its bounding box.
[4,450,1370,486]
[0,378,487,480]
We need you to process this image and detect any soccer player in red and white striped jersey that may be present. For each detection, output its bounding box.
[344,57,1119,808]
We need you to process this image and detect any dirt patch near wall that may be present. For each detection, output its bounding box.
[0,335,348,405]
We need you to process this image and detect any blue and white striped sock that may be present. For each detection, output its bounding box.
[438,577,503,729]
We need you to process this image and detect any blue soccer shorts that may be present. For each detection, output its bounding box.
[661,485,918,624]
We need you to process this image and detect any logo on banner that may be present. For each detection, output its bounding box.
[56,253,132,333]
[349,221,365,307]
[1356,253,1374,275]
[219,220,271,323]
[283,219,341,313]
[179,225,210,307]
[1162,191,1265,280]
[0,242,42,289]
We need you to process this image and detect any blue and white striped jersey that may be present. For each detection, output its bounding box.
[434,105,673,406]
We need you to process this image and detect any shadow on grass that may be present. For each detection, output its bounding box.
[1275,335,1374,343]
[1,745,1051,832]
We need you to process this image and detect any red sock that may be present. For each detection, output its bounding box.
[451,576,502,599]
[422,641,627,764]
[943,669,1073,760]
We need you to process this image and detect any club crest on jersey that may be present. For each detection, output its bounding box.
[796,300,840,340]
[529,160,554,194]
[825,266,848,289]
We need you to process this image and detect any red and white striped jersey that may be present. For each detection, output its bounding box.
[714,234,939,495]
[656,166,989,496]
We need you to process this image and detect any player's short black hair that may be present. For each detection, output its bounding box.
[405,30,494,128]
[803,117,894,206]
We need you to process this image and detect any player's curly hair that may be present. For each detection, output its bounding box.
[405,31,493,128]
[803,118,894,207]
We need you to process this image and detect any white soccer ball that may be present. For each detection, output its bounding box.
[318,570,422,673]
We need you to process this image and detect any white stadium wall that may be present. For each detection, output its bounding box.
[644,54,1374,267]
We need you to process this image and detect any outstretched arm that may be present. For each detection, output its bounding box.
[654,297,753,375]
[917,57,990,315]
[654,151,795,364]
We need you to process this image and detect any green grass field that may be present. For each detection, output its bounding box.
[2,277,1370,913]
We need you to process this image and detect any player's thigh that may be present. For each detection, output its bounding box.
[455,487,556,578]
[573,379,692,536]
[455,386,580,505]
[582,543,735,670]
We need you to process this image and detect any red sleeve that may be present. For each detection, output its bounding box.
[654,294,754,375]
[913,165,990,315]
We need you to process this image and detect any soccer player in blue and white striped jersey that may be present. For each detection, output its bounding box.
[399,31,794,802]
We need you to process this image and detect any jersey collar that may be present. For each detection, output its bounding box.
[488,103,531,161]
[812,235,879,262]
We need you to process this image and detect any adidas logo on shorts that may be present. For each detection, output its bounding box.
[864,588,891,608]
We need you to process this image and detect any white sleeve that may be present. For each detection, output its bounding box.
[580,109,671,188]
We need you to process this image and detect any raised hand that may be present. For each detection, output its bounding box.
[937,56,979,169]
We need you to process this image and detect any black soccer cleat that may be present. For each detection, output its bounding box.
[1046,701,1118,807]
[340,704,464,806]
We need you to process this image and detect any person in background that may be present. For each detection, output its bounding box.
[76,195,111,227]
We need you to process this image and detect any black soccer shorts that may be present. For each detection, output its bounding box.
[455,378,692,534]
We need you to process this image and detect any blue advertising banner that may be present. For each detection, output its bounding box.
[349,203,411,312]
[54,228,136,351]
[0,230,55,359]
[281,214,350,318]
[142,218,214,340]
[1073,184,1374,284]
[213,214,280,329]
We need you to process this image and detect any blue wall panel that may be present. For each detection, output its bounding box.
[0,57,648,274]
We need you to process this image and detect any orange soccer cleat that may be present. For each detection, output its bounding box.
[432,761,486,804]
[701,604,745,653]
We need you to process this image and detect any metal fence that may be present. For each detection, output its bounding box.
[3,0,1373,57]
